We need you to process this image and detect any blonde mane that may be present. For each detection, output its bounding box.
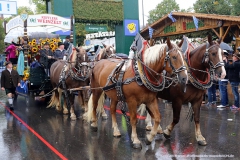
[143,44,166,65]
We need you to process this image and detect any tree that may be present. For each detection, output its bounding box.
[29,0,47,14]
[193,0,232,15]
[147,0,180,24]
[231,0,240,16]
[0,20,5,52]
[18,6,34,15]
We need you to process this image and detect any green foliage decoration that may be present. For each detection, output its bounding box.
[73,0,123,24]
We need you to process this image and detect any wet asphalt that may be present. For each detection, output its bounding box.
[0,90,239,160]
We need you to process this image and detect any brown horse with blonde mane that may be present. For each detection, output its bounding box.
[47,47,90,120]
[141,35,226,146]
[87,35,188,149]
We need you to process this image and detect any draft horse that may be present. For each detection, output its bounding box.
[142,35,226,145]
[87,35,188,149]
[48,47,90,120]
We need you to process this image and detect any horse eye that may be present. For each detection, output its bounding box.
[172,56,177,60]
[212,53,216,56]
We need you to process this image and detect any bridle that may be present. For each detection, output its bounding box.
[188,43,224,90]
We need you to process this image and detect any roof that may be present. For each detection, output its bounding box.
[141,12,240,34]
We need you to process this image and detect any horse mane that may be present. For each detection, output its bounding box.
[143,43,180,65]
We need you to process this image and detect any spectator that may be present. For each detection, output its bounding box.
[5,44,17,65]
[54,42,66,60]
[224,51,240,110]
[39,42,54,77]
[1,61,21,110]
[64,35,70,50]
[217,50,229,108]
[207,77,217,106]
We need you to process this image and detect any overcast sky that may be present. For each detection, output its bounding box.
[138,0,197,26]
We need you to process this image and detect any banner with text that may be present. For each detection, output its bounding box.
[85,25,107,32]
[27,14,71,30]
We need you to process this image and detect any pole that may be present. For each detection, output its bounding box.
[142,0,144,27]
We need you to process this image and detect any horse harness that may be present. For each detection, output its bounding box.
[187,43,224,90]
[102,45,186,124]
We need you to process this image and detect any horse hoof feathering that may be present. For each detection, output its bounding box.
[132,143,142,149]
[163,132,171,139]
[146,126,152,131]
[90,126,98,132]
[198,140,207,146]
[145,138,152,145]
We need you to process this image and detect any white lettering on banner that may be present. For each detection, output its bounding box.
[6,16,24,33]
[86,31,115,39]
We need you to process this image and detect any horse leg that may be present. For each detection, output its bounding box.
[145,111,153,131]
[110,100,121,137]
[69,94,77,121]
[88,90,105,131]
[78,91,85,111]
[145,98,161,145]
[192,100,207,145]
[127,100,142,149]
[163,100,182,139]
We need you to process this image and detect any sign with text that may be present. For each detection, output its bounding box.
[86,31,115,39]
[85,25,107,32]
[27,14,71,30]
[124,19,139,36]
[6,15,23,33]
[0,0,17,15]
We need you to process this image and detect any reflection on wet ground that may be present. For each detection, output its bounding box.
[0,91,239,160]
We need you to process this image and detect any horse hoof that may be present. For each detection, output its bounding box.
[102,116,108,120]
[157,130,163,134]
[145,138,151,145]
[198,140,207,146]
[132,143,142,149]
[146,126,152,131]
[63,111,69,115]
[91,126,98,132]
[113,134,121,138]
[163,132,171,139]
[71,117,77,121]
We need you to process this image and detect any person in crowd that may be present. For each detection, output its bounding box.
[54,42,66,60]
[64,35,70,50]
[5,44,17,65]
[207,77,217,106]
[217,50,229,108]
[39,42,54,76]
[224,51,240,110]
[1,61,21,110]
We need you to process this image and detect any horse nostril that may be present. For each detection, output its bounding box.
[182,78,186,82]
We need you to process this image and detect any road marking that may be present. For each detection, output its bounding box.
[0,102,68,160]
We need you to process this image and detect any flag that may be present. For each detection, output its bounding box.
[192,16,199,31]
[182,36,195,57]
[168,12,177,22]
[148,27,154,39]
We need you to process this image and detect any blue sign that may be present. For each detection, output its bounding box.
[124,19,139,36]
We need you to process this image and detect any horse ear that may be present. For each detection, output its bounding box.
[166,37,173,49]
[208,35,213,45]
[102,42,107,48]
[178,37,184,48]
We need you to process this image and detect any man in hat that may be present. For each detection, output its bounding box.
[64,35,70,51]
[1,61,21,110]
[224,52,240,110]
[54,42,66,60]
[39,42,54,76]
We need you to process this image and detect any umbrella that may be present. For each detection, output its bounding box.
[220,42,233,51]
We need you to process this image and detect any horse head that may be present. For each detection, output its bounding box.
[76,47,89,78]
[164,38,188,92]
[96,43,115,60]
[192,35,226,79]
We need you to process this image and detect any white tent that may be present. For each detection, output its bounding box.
[4,26,63,43]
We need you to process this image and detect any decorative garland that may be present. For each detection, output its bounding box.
[73,0,123,24]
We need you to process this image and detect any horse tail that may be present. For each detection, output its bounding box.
[47,91,58,108]
[87,92,105,122]
[137,103,147,117]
